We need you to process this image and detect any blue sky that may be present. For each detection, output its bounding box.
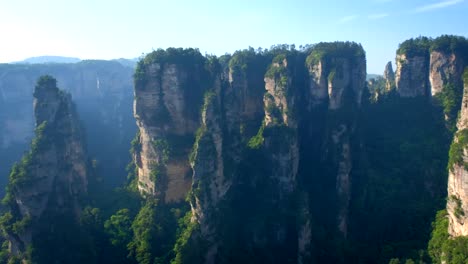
[0,0,466,73]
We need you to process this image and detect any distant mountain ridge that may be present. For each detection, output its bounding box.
[13,56,139,68]
[15,56,82,64]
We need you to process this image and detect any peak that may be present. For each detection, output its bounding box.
[32,75,69,126]
[384,61,394,78]
[33,75,59,98]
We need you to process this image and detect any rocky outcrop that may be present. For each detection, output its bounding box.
[0,61,136,190]
[395,54,430,97]
[307,59,328,109]
[3,75,90,260]
[228,57,265,139]
[263,57,299,194]
[306,44,366,237]
[383,61,395,91]
[190,78,230,263]
[136,45,366,263]
[308,57,365,109]
[430,50,465,96]
[187,52,304,263]
[133,49,207,202]
[189,53,267,263]
[447,69,468,237]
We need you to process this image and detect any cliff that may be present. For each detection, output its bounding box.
[132,48,208,202]
[168,44,368,263]
[1,75,91,262]
[430,50,465,96]
[393,36,468,131]
[263,55,299,194]
[305,42,366,237]
[447,69,468,237]
[394,37,431,98]
[1,38,463,263]
[187,50,270,263]
[394,36,468,100]
[383,61,395,91]
[395,53,430,97]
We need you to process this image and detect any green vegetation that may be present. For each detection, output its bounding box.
[152,139,170,164]
[32,75,59,97]
[189,127,205,164]
[189,90,216,164]
[128,200,188,264]
[130,131,141,154]
[265,54,289,90]
[247,122,265,149]
[431,35,468,57]
[464,68,468,85]
[397,37,432,57]
[104,208,133,247]
[343,92,450,263]
[142,48,205,66]
[450,195,465,219]
[306,41,365,66]
[448,129,468,170]
[228,47,266,75]
[134,48,207,87]
[429,216,449,264]
[171,212,205,264]
[434,82,463,132]
[397,35,468,59]
[201,90,215,115]
[428,210,468,264]
[3,121,48,199]
[134,47,205,90]
[5,39,468,263]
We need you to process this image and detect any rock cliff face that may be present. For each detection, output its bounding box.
[306,45,366,237]
[0,61,135,190]
[308,57,365,109]
[394,37,467,100]
[395,53,430,97]
[447,69,468,237]
[175,44,367,263]
[3,75,90,260]
[133,50,207,202]
[188,52,268,263]
[383,61,395,91]
[430,51,465,96]
[189,78,229,262]
[263,57,299,195]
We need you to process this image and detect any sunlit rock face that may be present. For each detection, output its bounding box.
[395,53,430,97]
[383,61,395,91]
[429,50,465,96]
[447,70,468,237]
[133,50,208,202]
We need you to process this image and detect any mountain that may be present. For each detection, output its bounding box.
[0,60,136,193]
[1,36,468,264]
[113,58,139,68]
[15,56,82,64]
[1,76,93,263]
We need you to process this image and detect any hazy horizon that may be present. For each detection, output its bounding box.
[1,0,467,73]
